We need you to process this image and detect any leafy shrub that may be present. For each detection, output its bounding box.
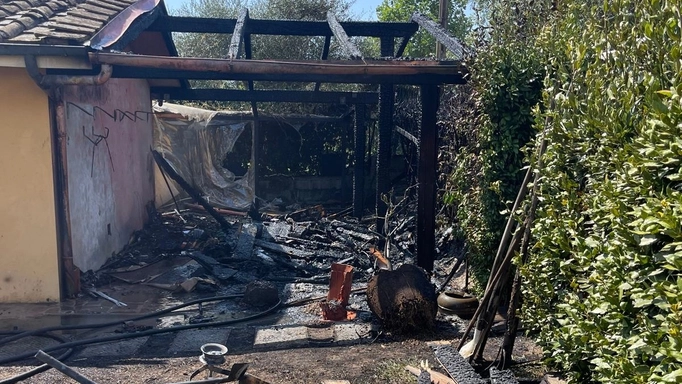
[441,1,545,284]
[522,0,682,382]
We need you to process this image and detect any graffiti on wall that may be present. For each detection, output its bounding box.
[67,102,151,177]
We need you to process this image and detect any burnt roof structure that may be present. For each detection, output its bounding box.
[0,1,469,273]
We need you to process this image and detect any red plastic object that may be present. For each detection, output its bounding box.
[321,263,354,320]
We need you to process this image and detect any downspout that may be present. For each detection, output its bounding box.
[24,55,113,89]
[23,55,111,298]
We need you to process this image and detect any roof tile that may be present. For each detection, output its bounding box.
[0,0,138,43]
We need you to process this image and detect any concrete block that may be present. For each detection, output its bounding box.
[333,323,376,345]
[253,325,309,350]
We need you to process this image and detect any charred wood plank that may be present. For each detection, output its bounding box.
[410,12,468,59]
[151,150,232,234]
[228,8,248,60]
[149,16,418,38]
[327,12,362,59]
[254,239,315,259]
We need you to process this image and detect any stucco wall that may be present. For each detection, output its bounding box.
[0,67,60,303]
[63,79,154,272]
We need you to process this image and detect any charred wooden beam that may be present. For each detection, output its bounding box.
[89,53,467,84]
[151,150,232,234]
[150,88,379,104]
[228,8,249,60]
[353,104,366,218]
[395,36,411,58]
[396,125,419,146]
[148,16,418,38]
[314,35,331,92]
[410,12,469,59]
[327,12,362,59]
[416,84,439,272]
[375,36,395,234]
[112,66,464,85]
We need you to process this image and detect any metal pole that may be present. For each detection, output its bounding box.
[35,350,98,384]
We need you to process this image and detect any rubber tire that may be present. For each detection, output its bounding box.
[437,290,479,316]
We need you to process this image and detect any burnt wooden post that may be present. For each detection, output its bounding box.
[353,103,366,218]
[376,36,395,234]
[417,84,439,272]
[314,35,332,92]
[242,13,260,205]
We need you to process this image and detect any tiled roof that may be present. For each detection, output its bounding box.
[0,0,138,44]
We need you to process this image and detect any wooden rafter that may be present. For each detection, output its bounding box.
[410,12,468,59]
[327,11,362,60]
[227,8,248,60]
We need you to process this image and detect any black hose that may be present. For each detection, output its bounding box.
[0,332,74,384]
[0,294,244,345]
[0,299,281,366]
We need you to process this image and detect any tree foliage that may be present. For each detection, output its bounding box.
[376,0,470,57]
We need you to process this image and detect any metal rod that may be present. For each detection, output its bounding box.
[35,350,98,384]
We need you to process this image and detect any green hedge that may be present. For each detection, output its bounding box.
[522,0,682,382]
[443,17,544,284]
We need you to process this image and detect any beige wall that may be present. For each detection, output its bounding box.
[63,79,154,272]
[0,67,60,303]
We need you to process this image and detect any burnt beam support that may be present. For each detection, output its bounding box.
[353,104,366,218]
[410,12,468,59]
[375,36,395,234]
[243,27,260,205]
[314,35,332,92]
[327,11,362,59]
[417,84,439,272]
[150,88,379,104]
[228,8,248,60]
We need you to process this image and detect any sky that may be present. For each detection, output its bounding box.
[163,0,385,20]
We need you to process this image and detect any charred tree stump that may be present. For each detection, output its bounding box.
[366,264,437,332]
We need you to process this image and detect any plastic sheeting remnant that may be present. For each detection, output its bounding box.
[153,103,255,211]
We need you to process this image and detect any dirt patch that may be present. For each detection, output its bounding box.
[0,330,544,383]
